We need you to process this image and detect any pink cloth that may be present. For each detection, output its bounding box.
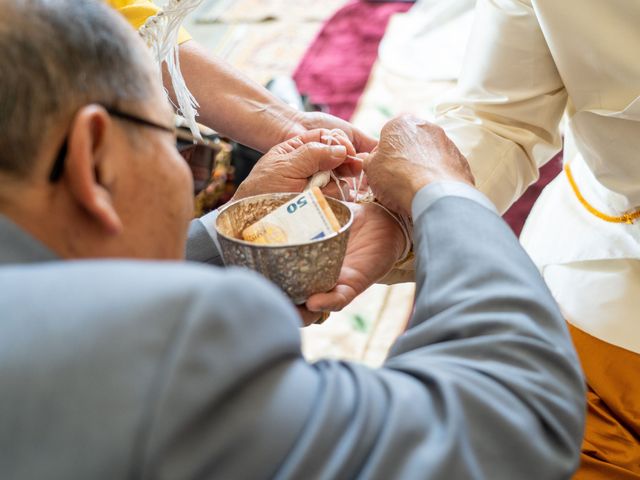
[293,1,412,121]
[294,0,562,235]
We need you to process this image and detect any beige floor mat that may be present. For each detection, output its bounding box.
[197,0,348,24]
[302,283,415,367]
[210,21,323,85]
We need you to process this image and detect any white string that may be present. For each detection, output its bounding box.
[330,170,348,202]
[321,131,373,203]
[321,130,349,201]
[139,0,205,140]
[306,129,357,201]
[307,131,410,259]
[356,170,365,199]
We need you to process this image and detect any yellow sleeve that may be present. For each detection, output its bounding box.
[105,0,192,44]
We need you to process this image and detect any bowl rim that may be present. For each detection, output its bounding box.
[214,192,354,249]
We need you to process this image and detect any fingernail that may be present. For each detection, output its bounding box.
[330,145,347,159]
[316,312,331,324]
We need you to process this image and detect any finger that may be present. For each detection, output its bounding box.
[289,128,358,159]
[335,155,364,178]
[350,126,378,153]
[306,284,357,313]
[289,128,353,152]
[279,134,306,152]
[276,129,337,154]
[290,142,348,177]
[362,149,377,172]
[296,306,324,327]
[321,129,357,157]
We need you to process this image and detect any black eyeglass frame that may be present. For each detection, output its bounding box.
[48,106,213,183]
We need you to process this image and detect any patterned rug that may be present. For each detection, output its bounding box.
[211,21,323,85]
[196,0,349,23]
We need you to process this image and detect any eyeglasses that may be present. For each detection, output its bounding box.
[48,106,215,183]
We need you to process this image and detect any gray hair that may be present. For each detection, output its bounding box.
[0,0,156,177]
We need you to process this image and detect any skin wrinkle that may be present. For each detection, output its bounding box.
[365,117,474,216]
[240,97,300,136]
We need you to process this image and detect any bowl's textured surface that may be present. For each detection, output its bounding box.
[215,193,353,304]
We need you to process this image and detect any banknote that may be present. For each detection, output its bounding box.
[242,187,341,245]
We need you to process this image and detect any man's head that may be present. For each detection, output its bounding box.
[0,0,194,260]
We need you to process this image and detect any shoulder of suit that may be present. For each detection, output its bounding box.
[3,260,298,331]
[72,260,284,305]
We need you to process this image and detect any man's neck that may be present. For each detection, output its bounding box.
[0,185,90,260]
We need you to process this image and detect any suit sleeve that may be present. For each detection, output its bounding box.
[435,0,567,213]
[185,218,223,266]
[140,198,585,479]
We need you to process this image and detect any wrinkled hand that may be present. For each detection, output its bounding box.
[229,127,399,327]
[232,128,356,201]
[291,111,378,155]
[364,115,475,216]
[301,202,406,323]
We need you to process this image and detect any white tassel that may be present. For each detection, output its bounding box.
[139,0,205,139]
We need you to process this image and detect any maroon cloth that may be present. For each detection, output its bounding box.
[293,0,562,234]
[503,153,563,236]
[293,1,412,121]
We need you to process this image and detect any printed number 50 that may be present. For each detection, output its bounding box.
[287,197,308,214]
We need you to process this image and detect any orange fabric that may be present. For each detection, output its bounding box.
[568,323,640,479]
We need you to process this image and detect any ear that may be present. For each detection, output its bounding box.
[63,105,123,235]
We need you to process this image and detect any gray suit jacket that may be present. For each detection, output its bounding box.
[0,198,585,479]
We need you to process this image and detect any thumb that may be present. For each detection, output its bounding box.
[305,284,356,313]
[290,142,347,177]
[362,147,378,173]
[351,127,378,153]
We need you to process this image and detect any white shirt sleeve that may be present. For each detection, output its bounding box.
[435,0,567,214]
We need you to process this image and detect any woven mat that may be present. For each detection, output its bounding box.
[211,21,323,85]
[197,0,349,24]
[302,283,415,367]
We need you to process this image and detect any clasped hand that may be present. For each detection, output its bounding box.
[231,116,475,325]
[231,128,405,325]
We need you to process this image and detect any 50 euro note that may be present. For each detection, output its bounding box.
[242,187,341,245]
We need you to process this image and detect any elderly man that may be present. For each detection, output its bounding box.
[0,1,584,479]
